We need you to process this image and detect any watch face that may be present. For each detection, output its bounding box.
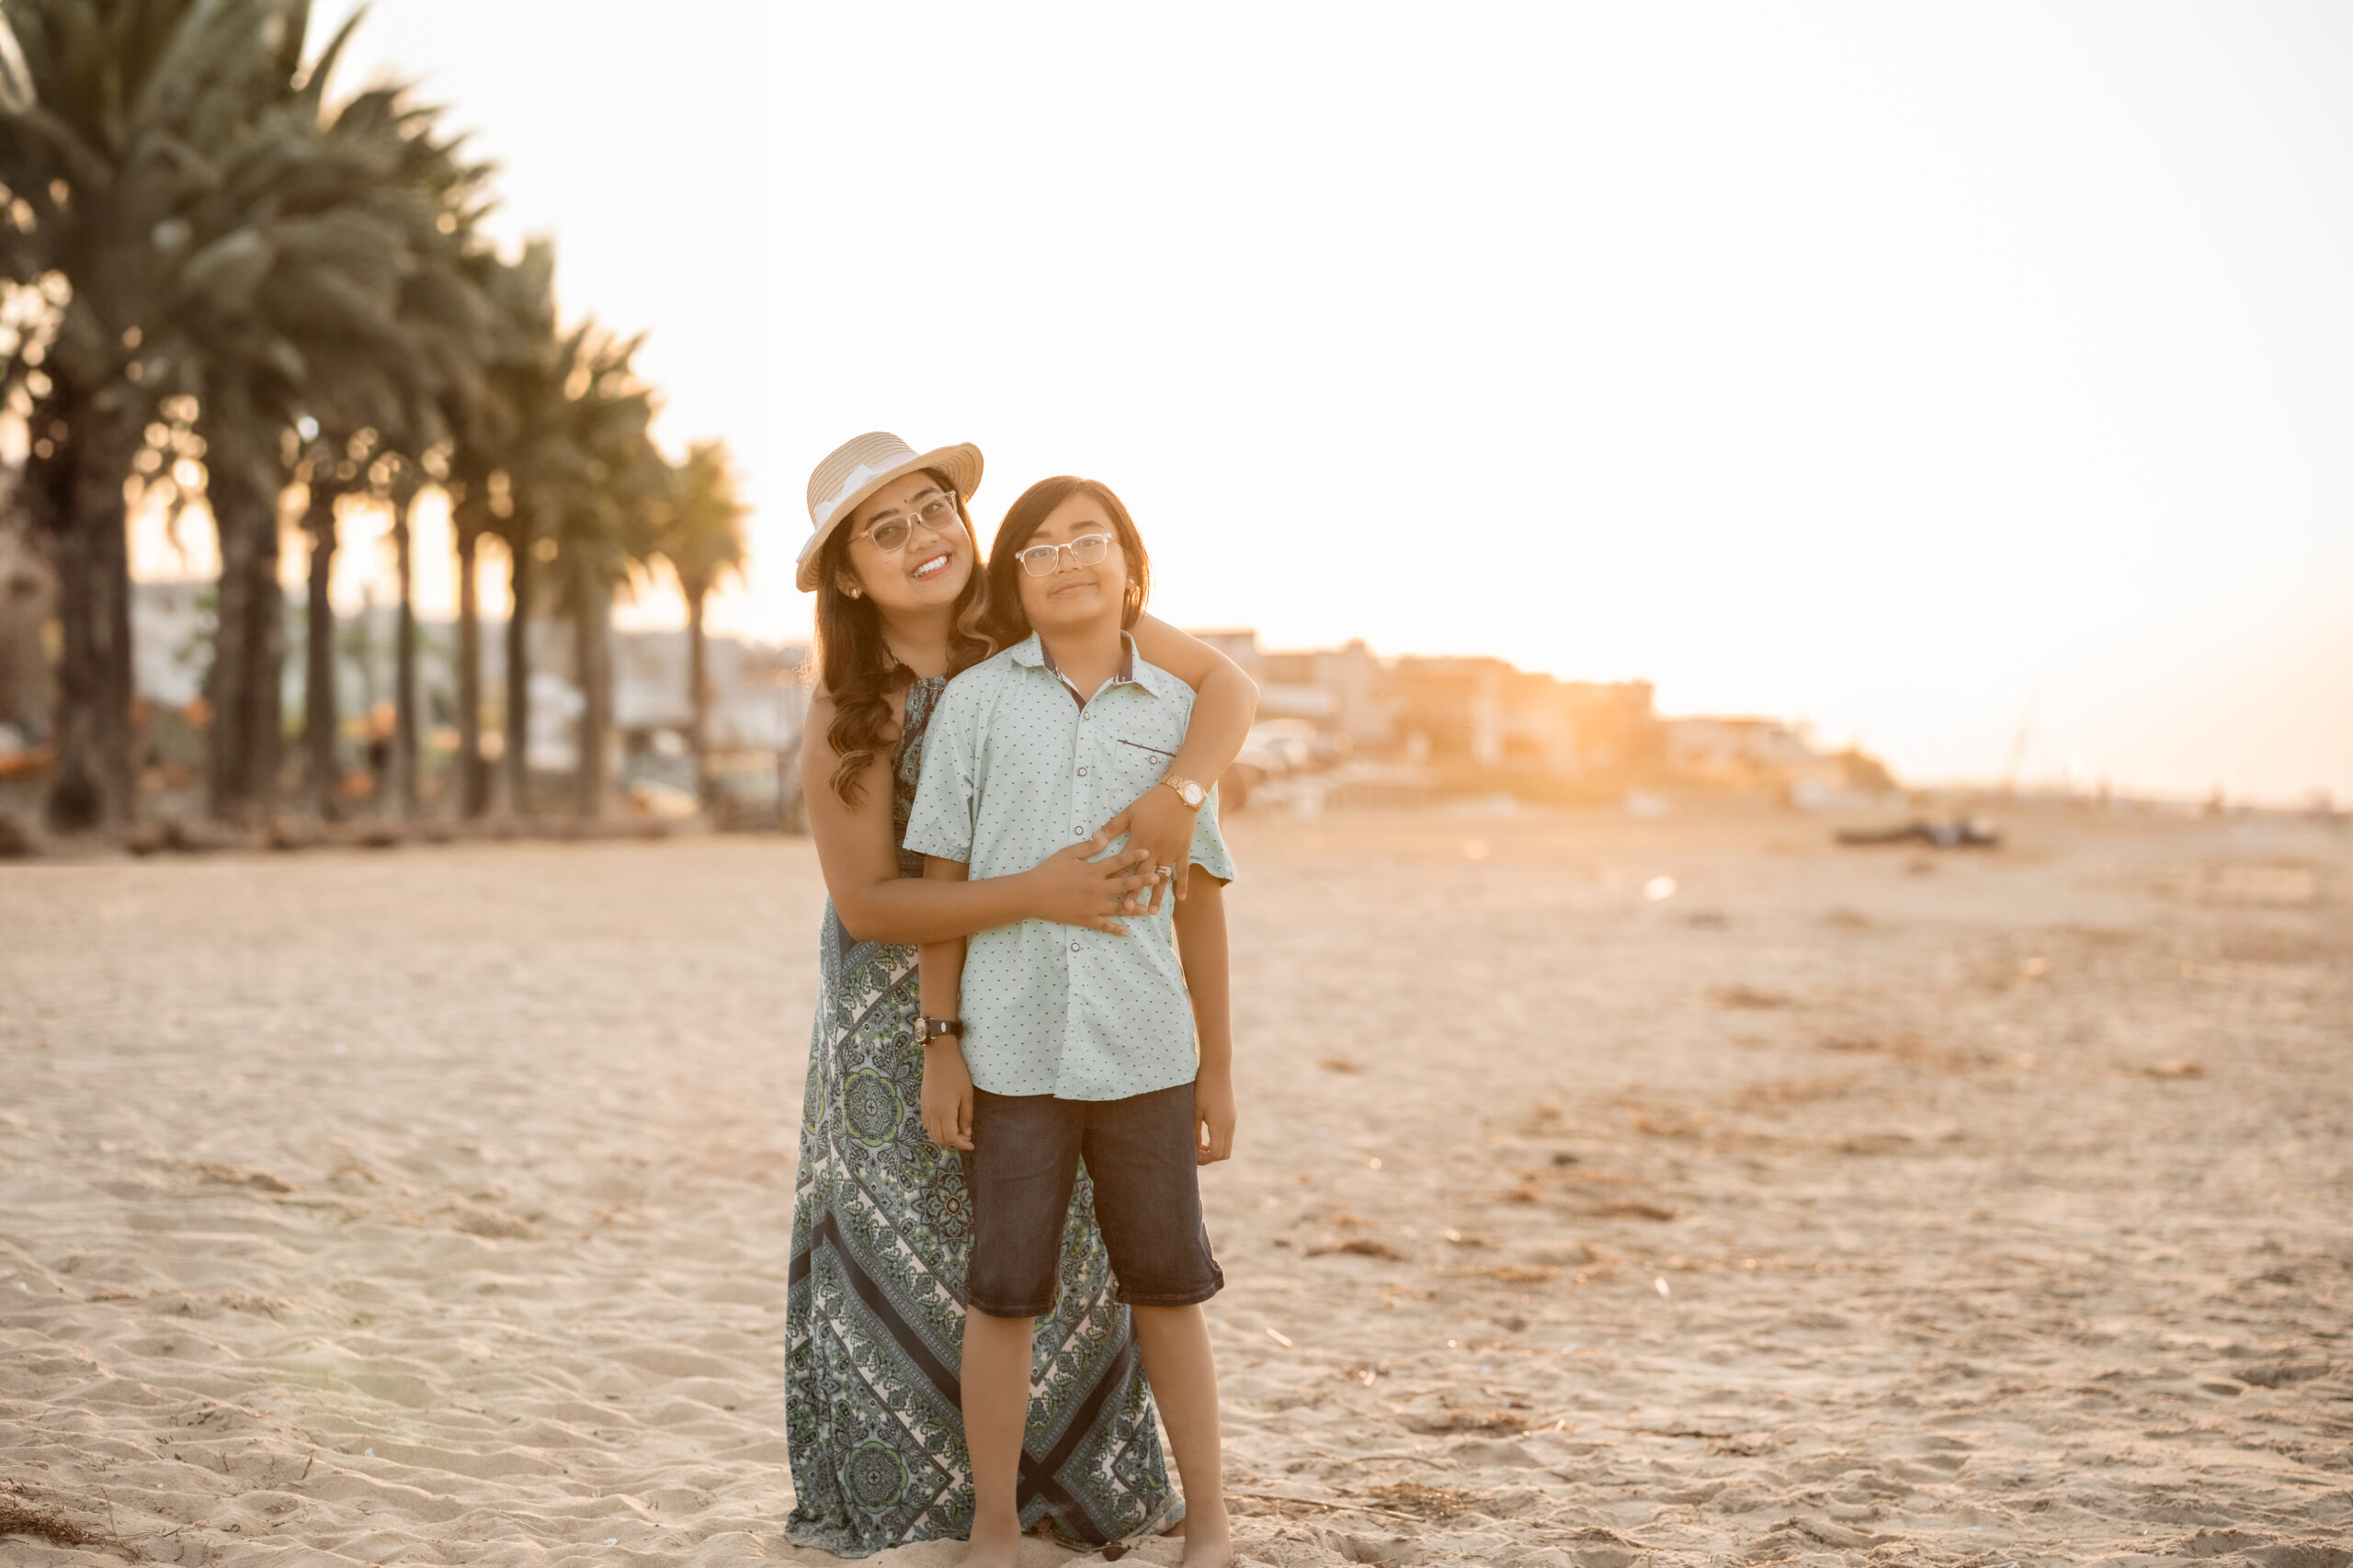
[1181,780,1205,807]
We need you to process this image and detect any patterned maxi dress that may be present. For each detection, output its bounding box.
[785,676,1180,1555]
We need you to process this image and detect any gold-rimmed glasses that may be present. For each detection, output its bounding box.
[1014,531,1113,577]
[858,489,959,553]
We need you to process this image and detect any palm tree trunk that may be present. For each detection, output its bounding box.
[203,412,287,825]
[391,489,419,822]
[302,491,341,821]
[571,559,607,820]
[454,512,486,819]
[686,588,710,809]
[503,531,532,818]
[42,414,140,830]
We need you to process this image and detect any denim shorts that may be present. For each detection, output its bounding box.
[960,1082,1224,1319]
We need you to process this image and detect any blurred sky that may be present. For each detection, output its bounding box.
[264,1,2353,801]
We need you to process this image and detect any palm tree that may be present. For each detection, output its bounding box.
[367,104,492,823]
[166,50,485,822]
[292,421,377,819]
[381,449,426,815]
[444,242,563,819]
[6,2,670,837]
[280,92,489,823]
[0,0,303,828]
[534,324,659,819]
[654,440,747,808]
[439,245,548,819]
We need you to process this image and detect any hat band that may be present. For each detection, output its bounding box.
[812,456,918,528]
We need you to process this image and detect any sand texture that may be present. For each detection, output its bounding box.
[1,807,2347,1566]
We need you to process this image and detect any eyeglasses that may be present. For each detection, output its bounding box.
[858,490,960,553]
[1015,531,1114,577]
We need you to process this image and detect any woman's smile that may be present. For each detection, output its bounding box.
[909,548,954,582]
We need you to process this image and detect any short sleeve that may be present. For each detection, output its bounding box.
[1187,790,1237,884]
[902,679,980,863]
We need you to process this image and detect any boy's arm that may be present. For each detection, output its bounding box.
[1119,616,1260,908]
[1171,877,1234,1165]
[916,856,976,1151]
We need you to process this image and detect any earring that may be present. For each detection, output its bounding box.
[846,585,861,599]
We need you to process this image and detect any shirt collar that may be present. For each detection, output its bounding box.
[1016,631,1172,699]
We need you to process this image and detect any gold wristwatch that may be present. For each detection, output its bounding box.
[1162,776,1207,810]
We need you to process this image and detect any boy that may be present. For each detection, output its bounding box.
[904,475,1235,1568]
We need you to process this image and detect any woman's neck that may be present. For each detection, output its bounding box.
[876,604,954,679]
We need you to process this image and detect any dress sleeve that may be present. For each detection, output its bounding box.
[902,678,980,864]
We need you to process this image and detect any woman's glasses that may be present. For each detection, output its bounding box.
[1015,532,1114,577]
[858,490,959,553]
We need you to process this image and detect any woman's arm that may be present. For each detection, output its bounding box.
[801,687,1154,945]
[1119,617,1261,905]
[1172,876,1234,1165]
[1130,615,1259,797]
[918,856,975,1151]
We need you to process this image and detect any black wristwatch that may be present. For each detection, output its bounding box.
[917,1017,965,1043]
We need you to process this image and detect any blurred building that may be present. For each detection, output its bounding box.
[1188,629,1882,798]
[1662,715,1844,790]
[1193,631,1389,747]
[1200,630,1661,784]
[610,628,808,753]
[120,581,808,782]
[131,580,216,708]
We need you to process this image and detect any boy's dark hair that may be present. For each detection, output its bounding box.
[983,476,1151,646]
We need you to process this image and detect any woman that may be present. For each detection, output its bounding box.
[785,433,1257,1556]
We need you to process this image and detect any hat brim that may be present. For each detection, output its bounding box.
[795,442,984,592]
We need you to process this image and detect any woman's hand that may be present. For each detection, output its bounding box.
[1103,786,1200,911]
[1193,1068,1236,1165]
[1024,833,1155,932]
[921,1041,975,1151]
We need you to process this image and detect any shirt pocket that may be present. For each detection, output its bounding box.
[1103,734,1176,809]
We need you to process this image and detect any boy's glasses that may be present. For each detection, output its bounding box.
[1015,531,1113,577]
[858,490,959,553]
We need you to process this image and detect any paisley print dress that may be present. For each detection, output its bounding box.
[785,675,1178,1555]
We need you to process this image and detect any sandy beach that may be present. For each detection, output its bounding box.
[1,804,2347,1566]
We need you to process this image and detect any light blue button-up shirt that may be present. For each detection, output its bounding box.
[902,632,1236,1101]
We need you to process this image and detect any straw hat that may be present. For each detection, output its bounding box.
[797,432,983,592]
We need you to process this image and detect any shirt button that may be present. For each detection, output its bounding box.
[1077,767,1087,776]
[1070,940,1080,952]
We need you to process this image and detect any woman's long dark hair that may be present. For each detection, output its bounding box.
[813,471,992,805]
[981,476,1152,650]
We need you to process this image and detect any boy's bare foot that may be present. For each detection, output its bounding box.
[1176,1501,1233,1568]
[958,1517,1022,1568]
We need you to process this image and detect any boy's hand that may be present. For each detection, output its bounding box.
[1194,1070,1236,1165]
[921,1041,975,1151]
[1101,786,1200,913]
[1027,832,1154,931]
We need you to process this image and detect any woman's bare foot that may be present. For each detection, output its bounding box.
[959,1516,1022,1568]
[1176,1499,1233,1568]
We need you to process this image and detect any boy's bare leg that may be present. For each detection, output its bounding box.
[1132,1303,1231,1568]
[961,1308,1036,1568]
